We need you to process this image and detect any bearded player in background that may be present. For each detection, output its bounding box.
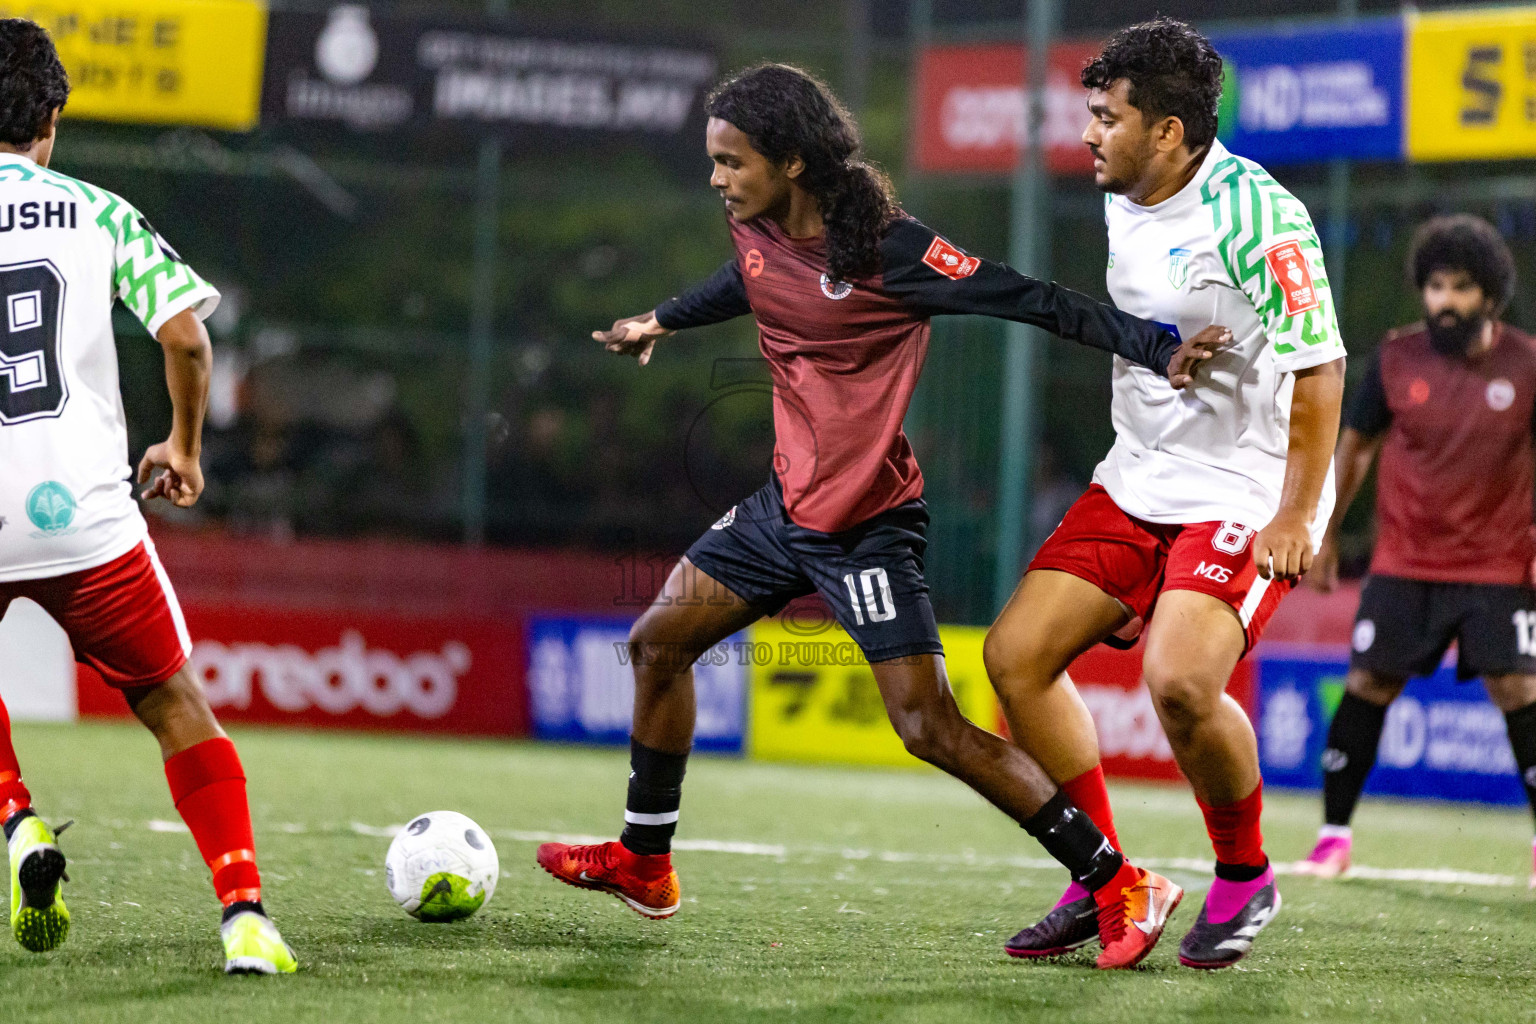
[1300,215,1536,886]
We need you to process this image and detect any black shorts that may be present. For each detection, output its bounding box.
[684,476,944,663]
[1350,574,1536,680]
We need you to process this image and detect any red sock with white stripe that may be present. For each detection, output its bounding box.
[0,694,32,827]
[164,737,261,907]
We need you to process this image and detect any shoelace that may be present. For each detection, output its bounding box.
[576,842,621,875]
[1095,887,1130,946]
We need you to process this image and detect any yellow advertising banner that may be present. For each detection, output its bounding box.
[1407,8,1536,161]
[0,0,267,130]
[747,620,1002,768]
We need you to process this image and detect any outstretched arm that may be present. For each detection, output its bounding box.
[138,308,211,507]
[877,218,1224,385]
[597,260,752,366]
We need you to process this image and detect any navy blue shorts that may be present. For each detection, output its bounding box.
[1351,574,1536,680]
[685,477,944,663]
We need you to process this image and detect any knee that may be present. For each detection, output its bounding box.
[1344,670,1404,707]
[627,614,696,683]
[1142,664,1220,738]
[982,626,1058,698]
[891,698,965,766]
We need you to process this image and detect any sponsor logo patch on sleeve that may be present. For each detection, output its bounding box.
[921,236,981,280]
[1262,240,1320,317]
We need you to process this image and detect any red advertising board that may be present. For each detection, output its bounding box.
[1040,645,1255,784]
[911,41,1103,176]
[78,604,528,737]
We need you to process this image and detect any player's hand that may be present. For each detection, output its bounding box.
[137,441,204,508]
[1254,510,1313,581]
[1308,533,1340,593]
[1167,325,1231,390]
[593,311,674,366]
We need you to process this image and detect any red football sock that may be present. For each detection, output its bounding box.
[0,694,31,824]
[1197,782,1267,868]
[1062,764,1120,851]
[164,737,261,906]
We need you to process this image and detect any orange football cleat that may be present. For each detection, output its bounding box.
[1093,861,1183,970]
[536,840,680,919]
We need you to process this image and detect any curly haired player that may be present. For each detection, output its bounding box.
[536,63,1228,969]
[1299,215,1536,886]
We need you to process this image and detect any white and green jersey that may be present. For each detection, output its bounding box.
[0,153,218,582]
[1092,139,1345,547]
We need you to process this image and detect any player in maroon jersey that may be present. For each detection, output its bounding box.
[1299,214,1536,883]
[536,64,1228,969]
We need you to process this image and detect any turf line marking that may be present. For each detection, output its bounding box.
[327,823,1522,888]
[174,822,1514,888]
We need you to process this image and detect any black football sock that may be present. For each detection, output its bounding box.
[221,899,266,924]
[2,806,35,840]
[619,737,689,856]
[1022,790,1124,893]
[1214,858,1270,883]
[1322,693,1389,827]
[1504,700,1536,829]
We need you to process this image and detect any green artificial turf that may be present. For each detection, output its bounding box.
[4,721,1533,1023]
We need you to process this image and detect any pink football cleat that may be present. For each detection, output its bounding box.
[1294,828,1351,879]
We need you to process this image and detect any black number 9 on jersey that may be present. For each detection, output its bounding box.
[0,260,67,424]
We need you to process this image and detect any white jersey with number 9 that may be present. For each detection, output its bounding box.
[0,153,218,582]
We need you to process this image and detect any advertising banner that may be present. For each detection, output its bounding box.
[2,0,267,130]
[1407,8,1536,162]
[261,6,715,148]
[1257,652,1525,806]
[1211,17,1404,164]
[1065,645,1253,784]
[909,40,1103,176]
[526,616,747,753]
[76,604,529,737]
[748,620,998,767]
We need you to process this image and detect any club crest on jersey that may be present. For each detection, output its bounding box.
[1487,378,1516,411]
[1166,248,1191,289]
[1262,240,1320,317]
[921,236,980,281]
[25,480,75,537]
[819,273,853,300]
[710,506,737,530]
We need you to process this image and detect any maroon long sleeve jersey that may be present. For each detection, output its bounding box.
[655,215,1182,534]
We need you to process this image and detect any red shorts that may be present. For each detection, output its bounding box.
[0,540,191,687]
[1028,484,1292,654]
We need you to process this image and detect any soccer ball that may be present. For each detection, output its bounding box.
[385,811,499,922]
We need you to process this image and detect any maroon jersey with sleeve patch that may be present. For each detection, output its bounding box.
[655,215,1182,533]
[1346,323,1536,585]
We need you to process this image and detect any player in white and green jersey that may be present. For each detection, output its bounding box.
[985,19,1345,969]
[0,19,294,974]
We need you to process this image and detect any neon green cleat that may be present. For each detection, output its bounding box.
[221,910,297,975]
[7,813,69,953]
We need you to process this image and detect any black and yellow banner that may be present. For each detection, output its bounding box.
[1,0,267,130]
[1407,8,1536,161]
[748,621,1000,768]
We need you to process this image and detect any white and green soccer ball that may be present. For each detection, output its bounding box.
[385,811,499,922]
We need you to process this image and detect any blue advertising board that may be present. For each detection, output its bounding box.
[1211,17,1404,165]
[526,616,747,753]
[1257,652,1525,806]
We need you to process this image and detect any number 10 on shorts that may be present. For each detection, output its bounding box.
[843,568,896,625]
